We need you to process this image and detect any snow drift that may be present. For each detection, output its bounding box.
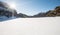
[0,17,60,35]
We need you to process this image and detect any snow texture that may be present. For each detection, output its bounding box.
[0,17,60,35]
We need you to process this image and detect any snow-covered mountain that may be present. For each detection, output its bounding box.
[0,1,60,22]
[0,17,60,35]
[0,1,17,21]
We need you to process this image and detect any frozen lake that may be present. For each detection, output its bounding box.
[0,17,60,35]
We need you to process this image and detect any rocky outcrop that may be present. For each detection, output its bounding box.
[46,6,60,17]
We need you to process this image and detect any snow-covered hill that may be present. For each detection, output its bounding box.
[0,16,17,21]
[0,17,60,35]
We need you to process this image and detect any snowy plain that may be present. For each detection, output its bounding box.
[0,17,60,35]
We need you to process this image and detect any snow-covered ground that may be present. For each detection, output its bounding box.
[0,17,60,35]
[0,16,16,21]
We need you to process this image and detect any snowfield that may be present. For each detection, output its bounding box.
[0,17,60,35]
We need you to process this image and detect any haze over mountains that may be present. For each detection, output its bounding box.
[0,1,60,21]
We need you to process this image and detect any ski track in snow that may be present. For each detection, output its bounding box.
[0,17,60,35]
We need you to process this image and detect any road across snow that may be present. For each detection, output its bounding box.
[0,17,60,35]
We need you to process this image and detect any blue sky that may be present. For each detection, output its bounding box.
[0,0,60,16]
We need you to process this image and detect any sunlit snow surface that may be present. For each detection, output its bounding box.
[0,17,60,35]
